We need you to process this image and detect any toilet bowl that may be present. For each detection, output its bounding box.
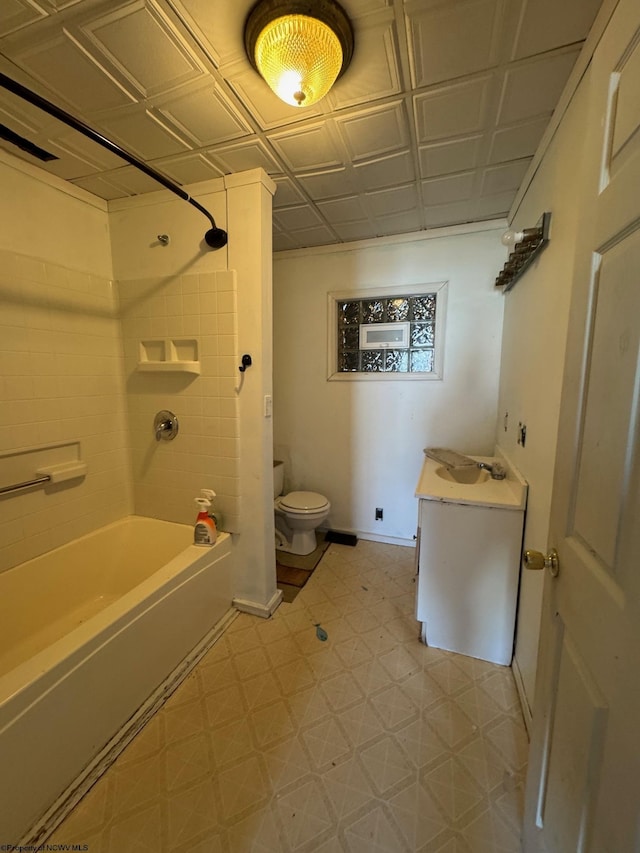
[273,462,330,556]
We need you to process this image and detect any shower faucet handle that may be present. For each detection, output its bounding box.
[154,410,179,441]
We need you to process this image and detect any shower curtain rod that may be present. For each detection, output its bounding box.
[0,71,228,250]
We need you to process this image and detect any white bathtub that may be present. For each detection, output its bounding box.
[0,515,233,844]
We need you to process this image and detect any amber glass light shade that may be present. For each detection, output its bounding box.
[254,14,342,107]
[245,0,354,109]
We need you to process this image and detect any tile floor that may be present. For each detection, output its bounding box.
[49,539,528,852]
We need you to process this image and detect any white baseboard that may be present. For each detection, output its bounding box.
[512,654,533,736]
[356,530,416,547]
[233,588,283,618]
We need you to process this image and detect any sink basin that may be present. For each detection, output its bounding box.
[436,465,490,485]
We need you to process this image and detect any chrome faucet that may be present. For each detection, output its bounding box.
[477,461,507,480]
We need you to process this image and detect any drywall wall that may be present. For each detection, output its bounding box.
[273,223,507,544]
[497,72,592,718]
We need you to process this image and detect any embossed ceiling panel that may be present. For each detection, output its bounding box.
[414,77,493,143]
[269,123,345,172]
[497,49,581,124]
[80,1,206,98]
[421,171,477,206]
[325,11,401,109]
[352,149,415,191]
[156,82,251,147]
[99,107,190,159]
[512,0,604,60]
[7,31,134,112]
[154,151,224,184]
[205,138,282,176]
[335,100,409,161]
[487,116,548,165]
[419,136,482,178]
[406,0,504,88]
[0,1,49,38]
[297,167,356,201]
[0,0,605,249]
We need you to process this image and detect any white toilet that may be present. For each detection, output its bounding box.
[273,460,330,556]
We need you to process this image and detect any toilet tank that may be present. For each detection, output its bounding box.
[273,461,284,499]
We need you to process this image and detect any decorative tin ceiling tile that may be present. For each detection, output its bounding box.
[206,138,281,175]
[370,209,423,236]
[424,200,480,228]
[269,123,345,172]
[481,159,531,195]
[99,107,191,160]
[9,31,135,112]
[418,137,483,179]
[365,183,419,217]
[273,204,325,231]
[325,11,400,109]
[421,171,477,206]
[156,82,251,147]
[497,49,580,124]
[0,0,48,38]
[286,224,338,248]
[352,150,416,191]
[487,117,548,165]
[414,77,492,143]
[154,152,225,184]
[406,0,502,89]
[333,220,378,243]
[71,173,131,199]
[335,101,409,162]
[476,190,515,218]
[171,0,247,68]
[512,0,602,60]
[297,168,357,201]
[80,0,206,99]
[316,195,370,225]
[272,175,307,208]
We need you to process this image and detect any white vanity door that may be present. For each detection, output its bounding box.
[416,499,524,666]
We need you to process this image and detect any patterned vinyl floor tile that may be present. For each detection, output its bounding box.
[48,539,528,852]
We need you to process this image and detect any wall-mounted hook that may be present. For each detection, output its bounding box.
[239,354,252,373]
[157,234,170,246]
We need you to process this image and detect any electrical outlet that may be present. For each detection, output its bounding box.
[375,507,383,521]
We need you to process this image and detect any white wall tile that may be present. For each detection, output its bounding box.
[117,271,240,529]
[0,249,132,574]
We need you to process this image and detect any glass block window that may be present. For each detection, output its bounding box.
[335,292,439,374]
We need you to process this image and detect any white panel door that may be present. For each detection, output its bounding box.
[523,0,640,850]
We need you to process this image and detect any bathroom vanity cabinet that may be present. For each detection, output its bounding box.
[415,454,527,666]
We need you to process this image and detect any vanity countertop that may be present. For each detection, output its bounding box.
[415,453,528,511]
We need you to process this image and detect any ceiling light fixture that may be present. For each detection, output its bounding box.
[244,0,354,108]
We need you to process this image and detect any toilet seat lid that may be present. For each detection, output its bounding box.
[280,491,328,511]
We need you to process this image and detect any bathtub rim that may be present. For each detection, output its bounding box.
[0,517,230,718]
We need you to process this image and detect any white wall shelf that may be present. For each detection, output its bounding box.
[136,361,201,374]
[136,338,200,375]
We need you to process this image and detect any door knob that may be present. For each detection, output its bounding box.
[523,548,559,577]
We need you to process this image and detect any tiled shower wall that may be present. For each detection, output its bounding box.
[118,270,240,531]
[0,249,132,574]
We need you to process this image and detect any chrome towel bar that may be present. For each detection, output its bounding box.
[0,475,51,496]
